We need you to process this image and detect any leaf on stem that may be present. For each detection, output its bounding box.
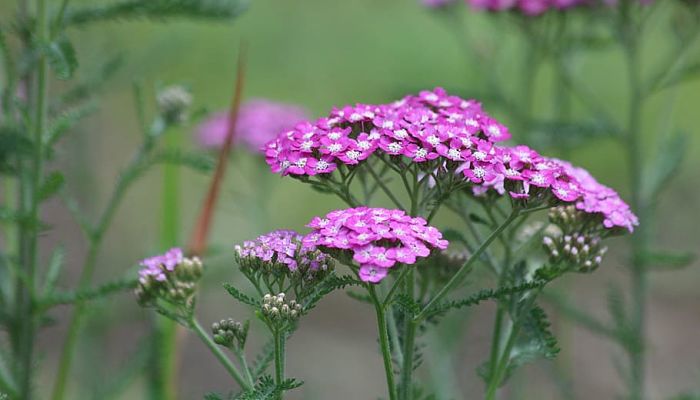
[38,171,65,202]
[64,0,250,27]
[302,275,361,314]
[44,37,78,80]
[40,278,137,309]
[233,375,303,400]
[251,341,274,379]
[635,249,696,271]
[223,283,259,308]
[641,131,688,202]
[0,124,32,175]
[45,102,98,149]
[42,246,65,295]
[424,280,547,319]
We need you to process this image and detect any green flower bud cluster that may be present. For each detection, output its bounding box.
[547,204,602,235]
[156,85,192,124]
[135,249,203,315]
[543,232,608,273]
[211,318,248,350]
[261,293,302,322]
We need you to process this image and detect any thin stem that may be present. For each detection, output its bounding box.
[486,306,504,391]
[235,349,255,388]
[190,318,251,390]
[273,328,286,399]
[485,320,520,400]
[365,162,406,211]
[149,126,182,399]
[415,211,520,322]
[383,266,411,308]
[624,32,648,400]
[368,285,398,400]
[399,270,416,400]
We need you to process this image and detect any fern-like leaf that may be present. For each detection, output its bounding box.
[302,274,361,314]
[223,283,259,307]
[425,280,546,319]
[64,0,249,27]
[39,278,137,310]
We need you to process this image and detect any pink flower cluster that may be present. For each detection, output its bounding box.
[235,230,331,272]
[264,87,511,176]
[265,87,637,232]
[138,247,184,284]
[466,0,654,16]
[303,207,449,283]
[422,0,456,8]
[197,99,308,154]
[467,0,586,15]
[558,160,639,232]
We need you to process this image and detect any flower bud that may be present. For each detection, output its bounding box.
[157,85,192,124]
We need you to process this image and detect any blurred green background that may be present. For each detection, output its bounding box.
[3,0,698,398]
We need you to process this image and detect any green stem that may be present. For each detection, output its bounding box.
[149,127,182,400]
[16,0,48,397]
[486,306,504,390]
[415,211,520,322]
[365,162,406,211]
[369,285,398,400]
[273,328,286,399]
[399,270,416,400]
[191,318,251,390]
[485,320,519,400]
[235,349,255,387]
[624,33,648,400]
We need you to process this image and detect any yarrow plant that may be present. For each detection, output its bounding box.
[424,1,699,398]
[138,87,637,399]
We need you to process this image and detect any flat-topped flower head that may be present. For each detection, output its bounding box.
[235,230,334,296]
[135,247,203,311]
[465,0,653,16]
[197,99,308,154]
[264,87,511,178]
[459,143,638,233]
[303,207,449,283]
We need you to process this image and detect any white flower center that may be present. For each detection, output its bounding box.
[346,150,360,160]
[316,160,329,171]
[301,140,314,151]
[388,142,402,153]
[473,151,486,161]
